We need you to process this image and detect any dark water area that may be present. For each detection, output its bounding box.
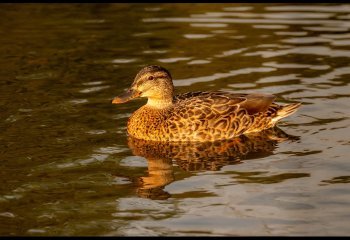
[0,3,350,236]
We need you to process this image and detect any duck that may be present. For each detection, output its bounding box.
[112,65,301,142]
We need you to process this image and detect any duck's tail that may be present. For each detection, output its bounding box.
[271,102,302,125]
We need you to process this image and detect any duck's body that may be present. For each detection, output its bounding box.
[113,65,301,142]
[127,91,300,142]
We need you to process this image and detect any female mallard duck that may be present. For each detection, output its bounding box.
[112,65,301,142]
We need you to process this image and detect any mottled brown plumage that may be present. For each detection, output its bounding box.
[112,65,301,142]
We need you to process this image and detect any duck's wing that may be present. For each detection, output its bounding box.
[174,91,276,115]
[174,91,247,116]
[239,93,276,115]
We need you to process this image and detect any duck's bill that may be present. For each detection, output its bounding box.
[112,89,141,104]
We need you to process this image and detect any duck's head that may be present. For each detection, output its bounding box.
[112,65,174,107]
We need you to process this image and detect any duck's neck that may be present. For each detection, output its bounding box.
[146,97,173,109]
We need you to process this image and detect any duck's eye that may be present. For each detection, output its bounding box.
[148,76,154,80]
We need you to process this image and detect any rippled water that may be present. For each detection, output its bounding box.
[1,3,350,236]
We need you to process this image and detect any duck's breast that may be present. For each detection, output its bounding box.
[127,106,170,141]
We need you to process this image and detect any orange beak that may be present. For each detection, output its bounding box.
[112,89,141,104]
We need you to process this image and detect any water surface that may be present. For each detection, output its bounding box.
[0,3,350,236]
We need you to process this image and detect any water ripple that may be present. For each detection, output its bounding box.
[275,31,308,36]
[143,17,350,28]
[187,59,211,65]
[223,6,253,12]
[158,57,192,63]
[265,5,350,13]
[253,25,288,29]
[244,46,350,58]
[79,85,110,93]
[190,23,228,28]
[214,47,248,58]
[174,67,276,87]
[263,61,330,70]
[183,34,214,39]
[257,74,299,84]
[193,12,335,19]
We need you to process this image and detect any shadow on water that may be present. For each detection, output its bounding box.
[128,127,300,200]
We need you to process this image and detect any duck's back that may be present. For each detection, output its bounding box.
[127,91,300,142]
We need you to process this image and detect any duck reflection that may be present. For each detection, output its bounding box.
[128,127,299,200]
